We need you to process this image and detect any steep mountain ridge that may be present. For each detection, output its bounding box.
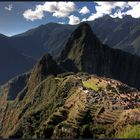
[57,22,140,89]
[0,22,140,138]
[0,16,140,84]
[90,15,140,55]
[1,16,139,59]
[27,53,63,91]
[59,23,102,72]
[11,23,74,58]
[10,15,140,57]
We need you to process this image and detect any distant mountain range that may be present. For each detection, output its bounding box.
[0,34,35,85]
[0,22,140,139]
[0,15,140,84]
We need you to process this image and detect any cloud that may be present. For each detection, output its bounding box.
[87,12,103,21]
[4,4,13,11]
[23,9,44,21]
[68,15,80,25]
[81,18,87,22]
[23,2,140,22]
[110,2,140,19]
[23,2,76,21]
[79,6,90,15]
[83,2,140,21]
[52,2,76,18]
[110,9,125,19]
[39,2,57,13]
[95,2,129,15]
[88,2,129,20]
[126,2,140,18]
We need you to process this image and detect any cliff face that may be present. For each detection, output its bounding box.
[81,43,140,89]
[59,22,140,89]
[1,23,140,139]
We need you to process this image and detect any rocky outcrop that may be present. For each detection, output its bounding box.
[27,54,63,90]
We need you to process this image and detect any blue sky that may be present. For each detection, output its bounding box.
[0,2,139,36]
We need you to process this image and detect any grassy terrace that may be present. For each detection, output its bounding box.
[117,125,140,138]
[54,77,64,81]
[82,78,107,91]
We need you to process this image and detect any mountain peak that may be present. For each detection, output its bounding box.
[58,22,140,89]
[59,23,99,60]
[71,22,93,39]
[39,53,53,65]
[76,22,92,30]
[123,15,132,19]
[59,23,102,72]
[27,53,62,90]
[0,33,8,38]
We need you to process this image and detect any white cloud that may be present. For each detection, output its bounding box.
[4,4,13,11]
[79,6,90,15]
[95,2,128,15]
[23,2,140,22]
[110,9,125,19]
[40,2,57,13]
[91,2,128,20]
[87,12,103,21]
[110,2,140,19]
[53,2,76,18]
[81,18,87,22]
[126,2,140,18]
[68,15,80,25]
[83,2,140,21]
[23,9,44,21]
[23,2,76,21]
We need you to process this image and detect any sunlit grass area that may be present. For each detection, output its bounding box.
[82,78,107,91]
[117,125,140,138]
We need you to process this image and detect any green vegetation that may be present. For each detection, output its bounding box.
[54,77,63,81]
[1,73,140,139]
[83,79,99,91]
[1,21,140,139]
[83,81,98,91]
[117,125,140,138]
[82,78,106,91]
